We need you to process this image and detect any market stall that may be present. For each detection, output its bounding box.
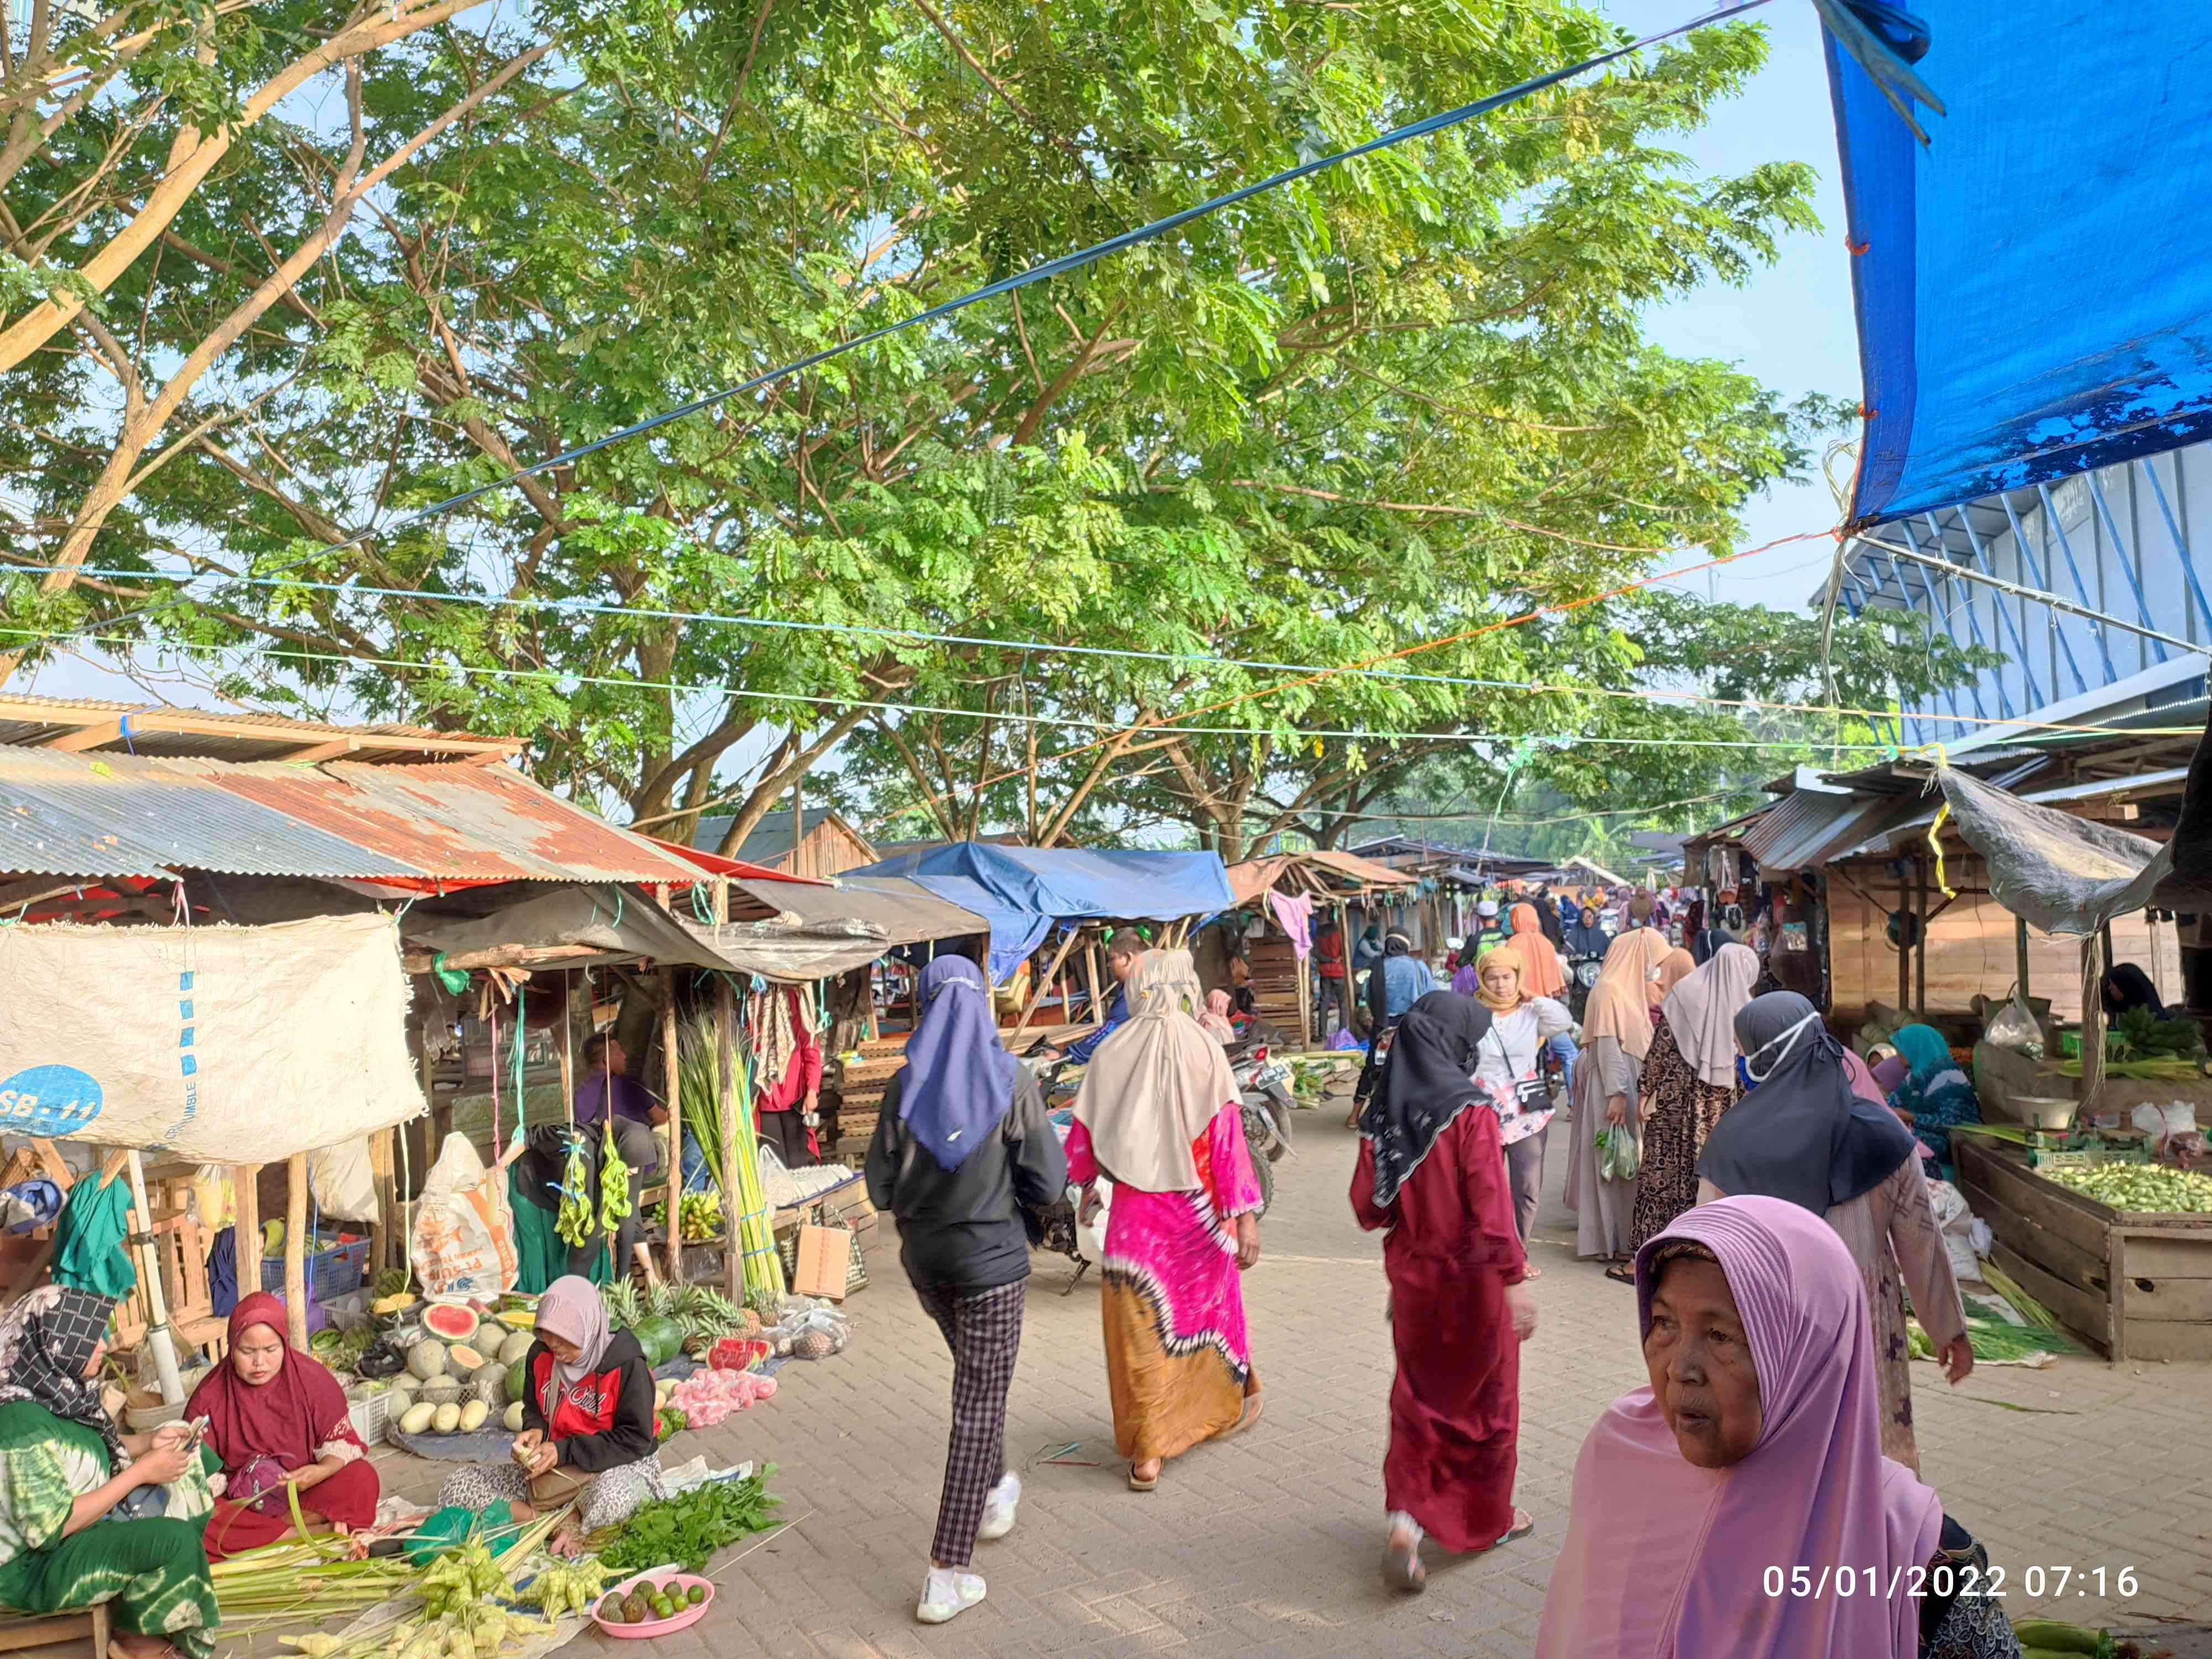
[1222,850,1415,1045]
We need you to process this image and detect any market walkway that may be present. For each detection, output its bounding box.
[399,1110,2212,1659]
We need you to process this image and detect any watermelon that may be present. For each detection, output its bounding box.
[423,1303,480,1343]
[633,1317,684,1368]
[505,1357,531,1404]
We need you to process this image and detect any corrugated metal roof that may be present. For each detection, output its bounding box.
[0,749,708,884]
[0,692,516,764]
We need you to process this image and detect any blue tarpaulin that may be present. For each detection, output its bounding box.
[1833,2,2212,526]
[850,844,1237,983]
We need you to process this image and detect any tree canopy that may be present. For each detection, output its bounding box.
[0,0,1977,859]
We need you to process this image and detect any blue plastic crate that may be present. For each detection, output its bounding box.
[260,1234,369,1302]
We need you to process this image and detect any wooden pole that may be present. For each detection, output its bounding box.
[233,1165,262,1302]
[662,967,683,1284]
[1014,928,1082,1037]
[715,886,742,1303]
[2015,914,2031,999]
[1295,926,1313,1052]
[1083,939,1104,1027]
[1896,875,1912,1015]
[284,1154,309,1351]
[1914,856,1929,1013]
[368,1130,397,1275]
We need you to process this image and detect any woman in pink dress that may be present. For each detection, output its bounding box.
[1065,950,1265,1491]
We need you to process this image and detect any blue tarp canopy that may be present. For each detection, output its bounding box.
[849,843,1237,983]
[1833,2,2212,526]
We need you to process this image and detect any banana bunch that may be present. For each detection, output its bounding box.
[598,1121,632,1234]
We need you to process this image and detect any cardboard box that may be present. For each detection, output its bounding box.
[792,1224,852,1301]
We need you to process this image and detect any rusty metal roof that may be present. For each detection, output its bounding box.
[0,692,518,765]
[0,748,707,884]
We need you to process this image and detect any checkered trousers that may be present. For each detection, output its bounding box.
[911,1277,1027,1567]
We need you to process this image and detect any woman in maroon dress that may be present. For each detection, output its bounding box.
[1350,991,1539,1593]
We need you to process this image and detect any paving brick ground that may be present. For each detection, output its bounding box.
[359,1103,2212,1658]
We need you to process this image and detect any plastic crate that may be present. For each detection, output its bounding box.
[2030,1145,2150,1173]
[347,1390,389,1447]
[261,1234,370,1301]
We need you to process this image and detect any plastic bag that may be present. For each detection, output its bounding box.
[1598,1125,1642,1182]
[1983,986,2044,1060]
[309,1138,379,1224]
[2132,1100,2199,1157]
[408,1133,518,1298]
[771,1296,851,1359]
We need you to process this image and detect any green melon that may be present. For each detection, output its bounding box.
[632,1317,684,1368]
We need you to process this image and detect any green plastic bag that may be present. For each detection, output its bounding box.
[1598,1125,1643,1183]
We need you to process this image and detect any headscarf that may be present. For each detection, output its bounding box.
[896,956,1020,1171]
[0,1285,121,1460]
[1534,1197,1942,1659]
[1580,929,1676,1061]
[1839,1048,1890,1107]
[1651,947,1695,1007]
[186,1291,353,1479]
[1564,906,1609,957]
[1198,989,1237,1045]
[1471,944,1527,1013]
[1358,992,1494,1209]
[1534,896,1567,953]
[1688,926,1732,967]
[1661,941,1759,1088]
[1449,962,1481,997]
[536,1275,614,1395]
[1072,950,1236,1192]
[1890,1024,1952,1083]
[1697,993,1918,1214]
[1871,1053,1909,1095]
[1507,904,1568,998]
[1627,890,1656,927]
[2103,963,2166,1017]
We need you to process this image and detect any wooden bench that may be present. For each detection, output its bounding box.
[0,1604,112,1659]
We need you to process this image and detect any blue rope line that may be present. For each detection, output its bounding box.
[53,0,1767,649]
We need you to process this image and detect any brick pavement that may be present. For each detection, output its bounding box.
[370,1106,2212,1658]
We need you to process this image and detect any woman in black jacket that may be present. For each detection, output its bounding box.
[435,1275,665,1554]
[867,956,1068,1628]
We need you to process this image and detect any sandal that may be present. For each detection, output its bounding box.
[1482,1510,1536,1551]
[1127,1462,1159,1493]
[1603,1264,1637,1285]
[1219,1394,1265,1440]
[1521,1264,1542,1280]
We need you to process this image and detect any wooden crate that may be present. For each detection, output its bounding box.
[1953,1136,2212,1362]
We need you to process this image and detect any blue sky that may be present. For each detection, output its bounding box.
[1616,1,1863,607]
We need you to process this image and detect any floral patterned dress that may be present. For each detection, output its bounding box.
[1630,1014,1740,1251]
[1065,1104,1265,1464]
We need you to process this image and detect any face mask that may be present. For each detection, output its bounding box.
[1743,1010,1822,1084]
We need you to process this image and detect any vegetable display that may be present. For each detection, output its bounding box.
[594,1470,780,1574]
[647,1191,726,1242]
[2042,1163,2212,1213]
[556,1132,596,1249]
[598,1123,632,1235]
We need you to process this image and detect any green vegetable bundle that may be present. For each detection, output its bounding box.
[596,1469,780,1574]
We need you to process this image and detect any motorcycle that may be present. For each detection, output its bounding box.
[1229,1044,1296,1215]
[1566,953,1605,1021]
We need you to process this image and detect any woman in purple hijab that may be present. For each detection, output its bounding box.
[865,954,1069,1628]
[1535,1197,2018,1659]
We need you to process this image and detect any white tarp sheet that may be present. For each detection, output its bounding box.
[0,912,425,1161]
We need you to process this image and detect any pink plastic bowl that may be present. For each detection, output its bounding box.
[589,1571,716,1638]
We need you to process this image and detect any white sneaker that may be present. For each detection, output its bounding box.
[916,1568,987,1625]
[977,1473,1021,1542]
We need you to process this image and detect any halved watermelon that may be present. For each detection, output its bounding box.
[423,1303,481,1343]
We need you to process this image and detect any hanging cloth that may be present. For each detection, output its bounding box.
[52,1168,137,1300]
[1267,890,1316,959]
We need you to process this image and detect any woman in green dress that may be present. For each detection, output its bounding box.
[0,1287,221,1659]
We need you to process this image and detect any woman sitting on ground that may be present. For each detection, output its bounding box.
[1535,1197,2018,1659]
[0,1287,222,1659]
[437,1277,662,1553]
[1886,1024,1979,1177]
[188,1292,378,1561]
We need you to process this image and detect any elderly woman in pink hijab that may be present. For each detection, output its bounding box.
[1535,1197,2018,1659]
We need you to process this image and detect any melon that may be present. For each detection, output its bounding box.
[447,1345,488,1375]
[389,1371,421,1396]
[505,1357,531,1404]
[457,1401,489,1433]
[499,1331,534,1365]
[398,1402,437,1436]
[406,1340,448,1381]
[503,1402,525,1433]
[423,1304,481,1343]
[431,1402,461,1434]
[419,1375,463,1407]
[470,1324,508,1360]
[471,1371,508,1408]
[633,1317,684,1368]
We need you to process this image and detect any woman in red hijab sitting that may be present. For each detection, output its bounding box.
[186,1293,378,1560]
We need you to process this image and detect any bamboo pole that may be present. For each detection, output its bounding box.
[715,885,742,1304]
[284,1154,309,1351]
[661,968,683,1284]
[123,1152,183,1404]
[1014,928,1082,1037]
[1083,940,1104,1027]
[233,1165,262,1304]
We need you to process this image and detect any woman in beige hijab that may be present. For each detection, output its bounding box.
[1067,951,1266,1491]
[1564,928,1675,1275]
